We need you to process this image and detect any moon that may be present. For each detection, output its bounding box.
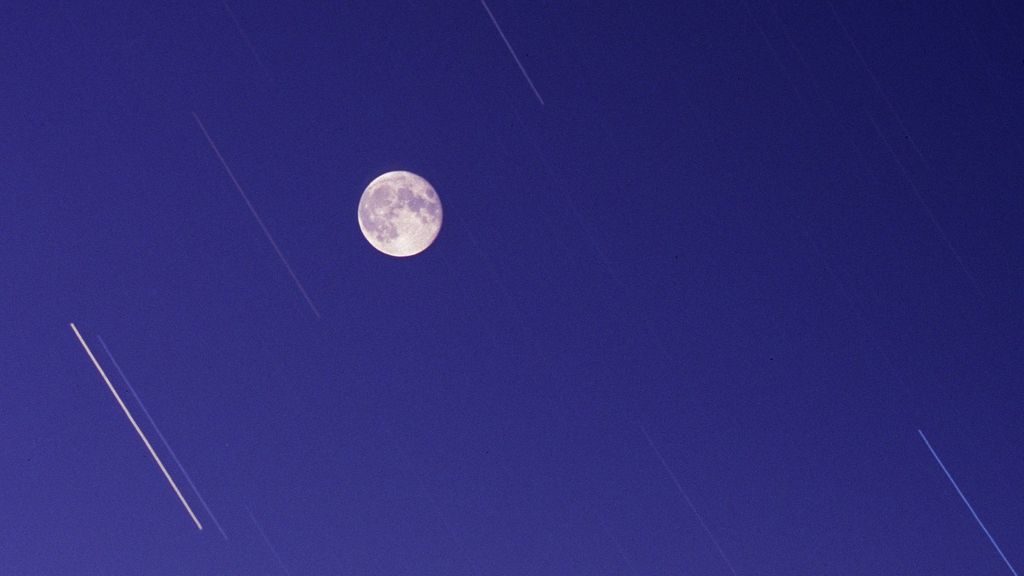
[357,171,443,257]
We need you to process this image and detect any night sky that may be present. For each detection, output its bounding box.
[2,1,1023,574]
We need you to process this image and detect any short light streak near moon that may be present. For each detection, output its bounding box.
[640,424,739,576]
[68,323,203,531]
[918,430,1019,576]
[191,112,321,319]
[479,0,545,106]
[97,335,227,540]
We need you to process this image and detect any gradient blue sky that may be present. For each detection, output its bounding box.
[2,1,1022,574]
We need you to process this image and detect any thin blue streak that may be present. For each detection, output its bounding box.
[97,335,229,541]
[918,429,1018,576]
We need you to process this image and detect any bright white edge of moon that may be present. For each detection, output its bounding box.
[358,170,443,257]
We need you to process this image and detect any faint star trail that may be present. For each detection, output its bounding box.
[738,0,807,108]
[596,514,641,576]
[947,0,1024,160]
[191,112,321,319]
[828,1,928,167]
[863,108,984,301]
[398,442,484,576]
[69,323,203,531]
[480,0,545,106]
[97,335,228,540]
[247,506,292,576]
[222,0,270,79]
[640,425,739,576]
[918,430,1019,576]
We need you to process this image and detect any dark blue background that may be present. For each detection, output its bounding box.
[2,1,1021,574]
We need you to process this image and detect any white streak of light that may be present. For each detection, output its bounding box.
[918,430,1019,576]
[641,425,738,576]
[97,335,227,540]
[247,506,291,576]
[480,0,545,106]
[191,112,321,320]
[69,323,203,531]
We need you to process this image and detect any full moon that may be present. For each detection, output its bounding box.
[357,171,443,257]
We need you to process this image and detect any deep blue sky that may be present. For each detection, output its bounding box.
[2,1,1022,574]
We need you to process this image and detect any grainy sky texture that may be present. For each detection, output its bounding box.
[1,1,1022,574]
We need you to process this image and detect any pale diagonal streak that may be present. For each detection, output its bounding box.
[97,335,227,540]
[247,506,292,576]
[69,323,203,531]
[480,0,545,106]
[918,430,1019,576]
[191,112,321,319]
[222,0,270,78]
[641,425,739,576]
[828,1,927,167]
[863,108,984,301]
